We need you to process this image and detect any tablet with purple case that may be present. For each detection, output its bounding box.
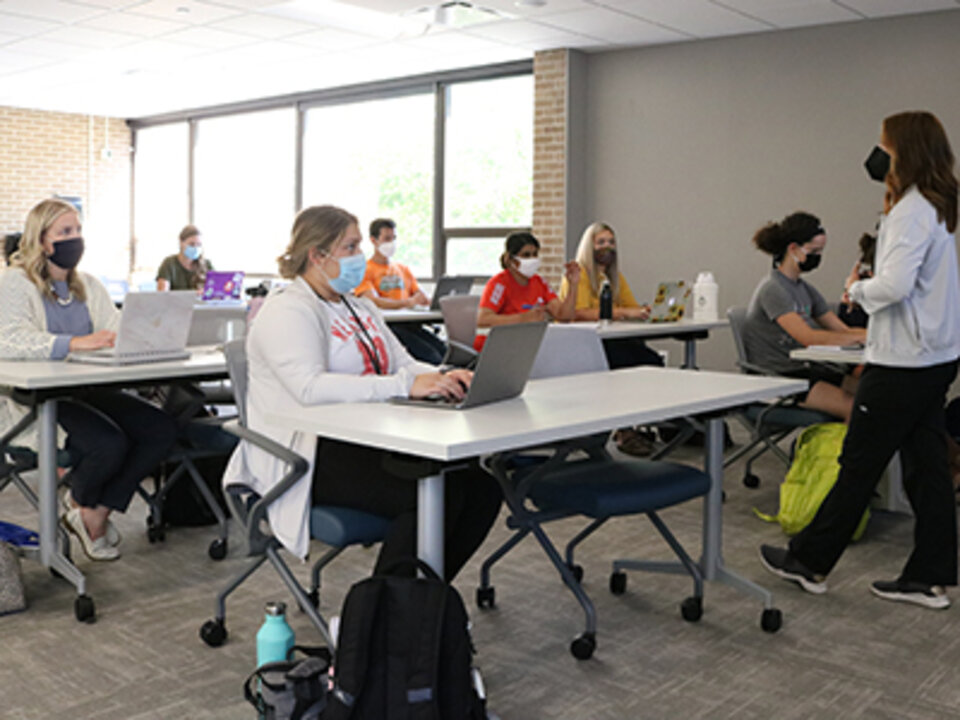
[202,271,244,303]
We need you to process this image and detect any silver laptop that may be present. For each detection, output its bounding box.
[69,291,196,365]
[429,276,474,310]
[392,321,547,410]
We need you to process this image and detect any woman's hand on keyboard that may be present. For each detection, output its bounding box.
[69,330,116,352]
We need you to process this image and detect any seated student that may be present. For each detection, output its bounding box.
[476,231,579,338]
[4,232,21,264]
[743,211,866,423]
[355,218,445,364]
[837,232,877,329]
[0,199,177,560]
[560,222,662,456]
[156,224,213,291]
[222,205,502,580]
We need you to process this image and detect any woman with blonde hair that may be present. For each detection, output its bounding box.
[761,111,960,609]
[223,205,501,580]
[0,198,177,560]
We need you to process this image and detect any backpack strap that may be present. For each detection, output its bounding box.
[402,575,448,720]
[326,578,384,720]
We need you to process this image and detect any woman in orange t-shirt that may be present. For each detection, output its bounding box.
[477,232,579,330]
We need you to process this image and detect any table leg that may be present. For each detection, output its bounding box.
[38,399,86,595]
[701,416,775,609]
[417,471,444,577]
[682,338,697,369]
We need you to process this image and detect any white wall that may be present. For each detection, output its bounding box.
[579,9,960,370]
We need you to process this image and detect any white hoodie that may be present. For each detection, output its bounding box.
[849,186,960,368]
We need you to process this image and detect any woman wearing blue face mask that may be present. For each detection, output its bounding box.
[743,211,866,422]
[0,198,178,561]
[156,225,213,291]
[223,205,502,580]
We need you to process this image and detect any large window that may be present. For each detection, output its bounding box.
[302,93,434,277]
[133,123,189,284]
[194,109,296,275]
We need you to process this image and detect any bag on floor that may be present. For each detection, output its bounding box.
[0,540,27,616]
[755,422,869,540]
[244,646,332,720]
[324,558,486,720]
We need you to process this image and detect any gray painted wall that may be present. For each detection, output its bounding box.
[580,9,960,371]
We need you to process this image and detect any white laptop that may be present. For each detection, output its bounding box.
[390,322,547,410]
[68,291,196,365]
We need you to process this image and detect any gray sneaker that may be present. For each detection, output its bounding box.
[758,545,827,594]
[870,579,950,610]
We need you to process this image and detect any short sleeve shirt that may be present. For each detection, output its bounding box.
[479,270,556,315]
[156,254,213,291]
[355,260,419,301]
[743,269,829,374]
[559,267,639,309]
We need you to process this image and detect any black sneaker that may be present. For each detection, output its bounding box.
[870,579,950,609]
[758,545,827,594]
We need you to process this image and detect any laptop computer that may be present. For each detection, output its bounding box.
[646,280,691,323]
[68,291,196,365]
[391,321,547,410]
[429,276,474,310]
[201,270,245,304]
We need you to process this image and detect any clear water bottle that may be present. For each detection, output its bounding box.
[256,601,295,667]
[599,279,613,322]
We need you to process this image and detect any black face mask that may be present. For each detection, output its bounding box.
[864,145,890,183]
[594,248,616,266]
[798,252,822,273]
[47,237,84,270]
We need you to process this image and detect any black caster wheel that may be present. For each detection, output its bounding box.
[681,596,703,622]
[761,608,782,633]
[567,563,584,584]
[570,632,596,660]
[208,538,227,561]
[743,473,760,489]
[307,589,320,610]
[200,618,227,647]
[476,586,495,609]
[146,524,158,543]
[609,571,627,595]
[74,594,96,623]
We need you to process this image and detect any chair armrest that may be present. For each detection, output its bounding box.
[442,340,479,369]
[221,419,309,550]
[737,360,778,376]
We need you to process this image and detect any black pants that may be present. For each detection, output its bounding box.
[311,439,503,582]
[602,337,664,370]
[58,390,178,512]
[790,361,959,586]
[391,324,447,366]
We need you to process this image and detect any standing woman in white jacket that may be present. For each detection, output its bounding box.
[761,111,960,609]
[0,198,177,561]
[226,205,501,580]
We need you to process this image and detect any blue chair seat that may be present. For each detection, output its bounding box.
[744,404,834,429]
[527,459,710,519]
[309,506,391,547]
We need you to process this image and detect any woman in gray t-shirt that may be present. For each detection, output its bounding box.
[743,211,866,422]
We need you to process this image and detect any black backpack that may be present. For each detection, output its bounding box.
[324,559,486,720]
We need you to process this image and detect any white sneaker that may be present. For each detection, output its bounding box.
[63,507,120,561]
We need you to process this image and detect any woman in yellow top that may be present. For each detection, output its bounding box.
[561,222,663,455]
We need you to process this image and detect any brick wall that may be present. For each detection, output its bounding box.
[0,106,131,277]
[532,49,568,289]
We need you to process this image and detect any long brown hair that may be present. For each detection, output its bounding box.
[883,111,958,232]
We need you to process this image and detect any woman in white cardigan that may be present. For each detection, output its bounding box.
[222,205,501,580]
[0,198,177,561]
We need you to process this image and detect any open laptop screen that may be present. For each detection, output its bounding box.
[202,271,245,303]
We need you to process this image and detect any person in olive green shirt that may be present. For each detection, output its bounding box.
[156,225,213,291]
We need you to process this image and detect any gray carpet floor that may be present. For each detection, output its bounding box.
[2,426,960,720]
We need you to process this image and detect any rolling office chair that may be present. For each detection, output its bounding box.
[477,326,712,660]
[439,294,480,367]
[200,340,389,649]
[724,306,834,488]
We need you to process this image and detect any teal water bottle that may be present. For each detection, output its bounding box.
[256,601,295,667]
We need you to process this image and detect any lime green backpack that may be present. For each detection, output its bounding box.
[755,422,869,540]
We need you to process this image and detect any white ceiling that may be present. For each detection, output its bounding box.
[1,0,958,118]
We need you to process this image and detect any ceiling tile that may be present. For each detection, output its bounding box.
[163,25,258,49]
[0,30,20,44]
[464,18,593,45]
[538,6,689,44]
[472,0,590,19]
[79,10,188,36]
[66,0,148,8]
[41,24,140,48]
[0,0,105,23]
[128,0,242,24]
[837,0,959,18]
[600,0,772,35]
[208,12,318,39]
[0,10,62,35]
[716,1,861,27]
[0,47,59,74]
[197,0,290,8]
[284,27,377,50]
[5,37,90,59]
[401,28,510,54]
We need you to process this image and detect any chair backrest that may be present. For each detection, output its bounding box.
[439,294,480,348]
[529,326,609,379]
[726,306,750,372]
[223,339,249,425]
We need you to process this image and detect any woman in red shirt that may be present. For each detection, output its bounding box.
[477,232,579,332]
